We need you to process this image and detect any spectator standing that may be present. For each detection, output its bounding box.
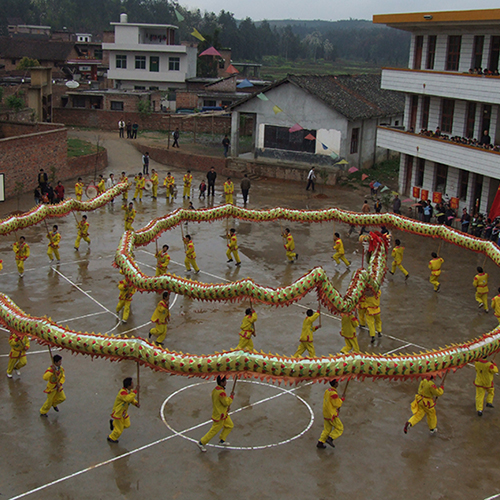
[206,167,217,196]
[38,169,48,191]
[132,122,139,139]
[306,167,316,191]
[118,119,125,138]
[142,152,149,175]
[362,200,371,213]
[172,128,180,148]
[393,194,401,215]
[461,208,471,233]
[241,174,251,205]
[54,181,65,203]
[423,201,433,222]
[222,135,230,157]
[480,130,491,146]
[374,198,382,213]
[126,121,132,139]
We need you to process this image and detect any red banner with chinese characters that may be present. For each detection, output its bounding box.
[432,192,442,203]
[421,189,429,201]
[450,197,459,209]
[412,186,421,198]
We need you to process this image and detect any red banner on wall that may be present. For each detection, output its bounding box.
[421,189,429,201]
[432,192,442,203]
[412,186,421,198]
[450,197,459,209]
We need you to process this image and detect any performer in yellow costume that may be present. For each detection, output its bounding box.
[149,292,170,345]
[365,290,382,343]
[473,266,489,312]
[235,308,257,351]
[390,239,409,279]
[428,252,444,292]
[123,202,136,230]
[492,288,500,324]
[340,312,360,354]
[164,172,175,201]
[120,172,129,202]
[224,177,234,204]
[132,172,145,201]
[40,354,66,416]
[13,236,30,277]
[404,377,444,434]
[116,278,136,323]
[474,356,498,416]
[357,295,368,331]
[108,377,140,443]
[183,234,200,273]
[183,170,193,198]
[317,380,344,449]
[97,174,105,194]
[293,309,321,358]
[6,332,30,378]
[282,227,297,262]
[151,168,159,199]
[47,225,61,262]
[74,214,90,250]
[197,375,234,452]
[155,244,170,276]
[75,177,84,201]
[333,232,350,269]
[226,228,241,266]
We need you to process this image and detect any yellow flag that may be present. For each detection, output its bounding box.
[191,28,205,41]
[273,105,283,114]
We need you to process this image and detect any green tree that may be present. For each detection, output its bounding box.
[6,94,25,112]
[137,97,151,117]
[17,57,40,69]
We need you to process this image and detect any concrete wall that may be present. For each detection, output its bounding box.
[134,143,341,185]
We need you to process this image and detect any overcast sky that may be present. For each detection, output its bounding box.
[183,0,500,22]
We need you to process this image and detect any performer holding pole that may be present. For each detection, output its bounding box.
[46,223,61,264]
[474,355,498,416]
[226,228,241,266]
[40,354,66,417]
[428,252,444,292]
[473,266,489,312]
[13,235,30,277]
[293,308,320,358]
[235,307,257,351]
[197,375,235,452]
[316,379,344,449]
[282,227,298,263]
[107,377,140,443]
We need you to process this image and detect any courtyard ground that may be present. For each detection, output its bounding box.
[1,130,499,500]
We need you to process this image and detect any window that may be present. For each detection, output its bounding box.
[110,101,124,111]
[149,86,159,91]
[116,55,127,69]
[169,57,180,71]
[264,126,316,153]
[446,35,461,71]
[203,100,216,107]
[94,48,103,60]
[421,96,430,130]
[218,59,225,69]
[404,156,414,195]
[413,36,423,70]
[350,127,359,154]
[482,104,492,134]
[434,163,448,193]
[135,56,146,69]
[73,96,86,108]
[459,170,469,200]
[150,56,159,72]
[441,99,455,134]
[134,86,146,90]
[426,35,436,69]
[474,174,483,209]
[221,100,232,108]
[489,36,500,72]
[465,102,476,138]
[416,158,425,187]
[409,95,418,131]
[472,36,484,70]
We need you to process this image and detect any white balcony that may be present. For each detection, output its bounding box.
[377,126,500,179]
[381,68,500,105]
[102,43,187,54]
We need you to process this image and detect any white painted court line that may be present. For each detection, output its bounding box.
[54,268,119,320]
[0,257,108,277]
[8,379,313,500]
[484,494,500,500]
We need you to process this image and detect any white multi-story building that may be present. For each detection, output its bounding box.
[102,14,197,91]
[374,8,500,214]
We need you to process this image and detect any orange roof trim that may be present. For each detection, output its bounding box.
[373,8,500,25]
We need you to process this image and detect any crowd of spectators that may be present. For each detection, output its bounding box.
[468,67,500,76]
[415,128,500,152]
[34,169,65,205]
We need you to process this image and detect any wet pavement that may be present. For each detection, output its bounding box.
[1,130,500,500]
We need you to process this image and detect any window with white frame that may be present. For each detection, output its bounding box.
[116,55,127,69]
[135,56,146,69]
[169,57,180,71]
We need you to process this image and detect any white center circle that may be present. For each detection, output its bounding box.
[160,380,315,450]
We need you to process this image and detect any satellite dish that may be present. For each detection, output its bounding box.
[65,80,80,89]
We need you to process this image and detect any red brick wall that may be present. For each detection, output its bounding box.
[0,125,108,199]
[0,121,63,139]
[176,92,199,110]
[53,107,233,134]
